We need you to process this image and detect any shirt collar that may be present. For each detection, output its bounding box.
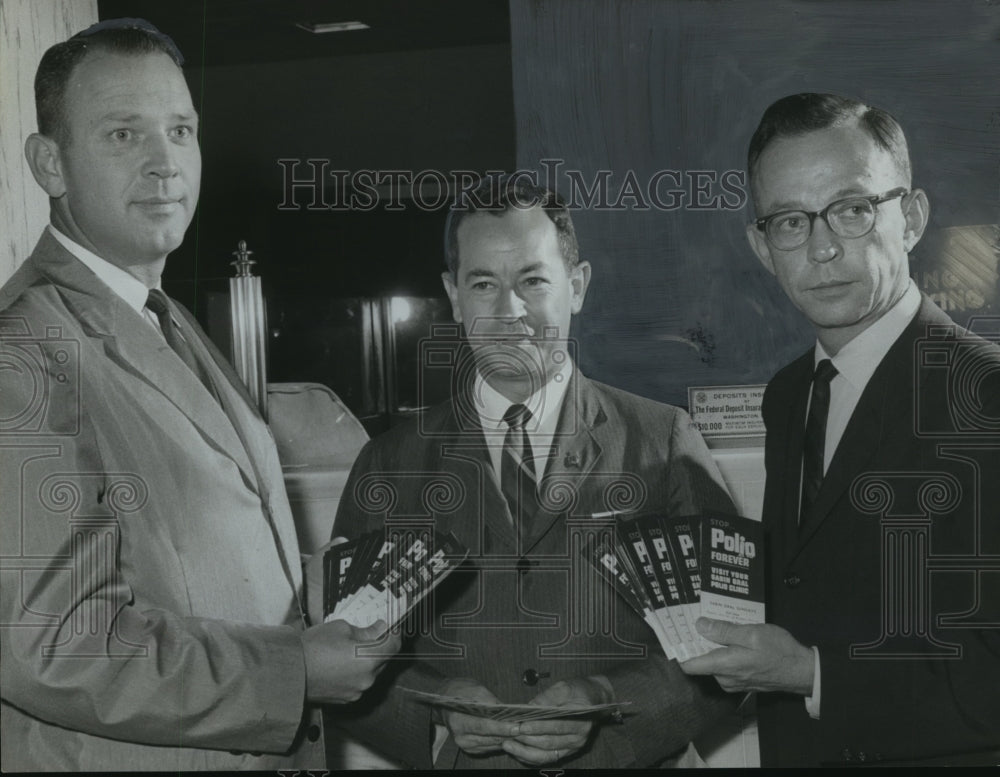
[48,225,157,315]
[815,280,921,390]
[473,360,573,437]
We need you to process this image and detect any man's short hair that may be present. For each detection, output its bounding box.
[747,93,912,195]
[35,19,185,146]
[444,175,580,277]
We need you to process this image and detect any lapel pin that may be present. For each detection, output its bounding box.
[564,452,581,468]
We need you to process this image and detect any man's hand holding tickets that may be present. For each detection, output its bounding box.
[301,619,401,704]
[679,617,814,696]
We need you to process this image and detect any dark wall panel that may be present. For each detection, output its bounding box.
[511,0,1000,407]
[167,43,515,302]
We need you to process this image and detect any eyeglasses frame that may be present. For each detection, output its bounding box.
[754,187,910,250]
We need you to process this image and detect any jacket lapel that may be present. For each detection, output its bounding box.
[32,234,260,493]
[522,370,603,555]
[174,302,262,417]
[439,393,520,556]
[792,298,946,556]
[773,353,813,556]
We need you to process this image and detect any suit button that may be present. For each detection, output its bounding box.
[521,668,550,686]
[784,575,801,588]
[857,752,867,762]
[307,724,321,742]
[841,748,853,762]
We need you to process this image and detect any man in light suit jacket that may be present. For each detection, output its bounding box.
[330,177,737,769]
[0,20,398,771]
[681,93,1000,766]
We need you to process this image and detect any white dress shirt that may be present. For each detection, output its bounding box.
[813,280,923,473]
[48,225,167,335]
[473,360,573,486]
[804,280,922,718]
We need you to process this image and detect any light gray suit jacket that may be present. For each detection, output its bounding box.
[0,232,324,771]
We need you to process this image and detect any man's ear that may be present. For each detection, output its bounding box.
[901,188,930,254]
[569,260,592,314]
[746,223,776,275]
[24,133,66,198]
[441,271,462,324]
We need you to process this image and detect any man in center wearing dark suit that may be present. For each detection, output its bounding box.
[330,177,737,768]
[681,93,1000,766]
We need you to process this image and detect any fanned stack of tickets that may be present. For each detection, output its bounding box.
[400,688,628,722]
[583,513,764,662]
[323,528,468,629]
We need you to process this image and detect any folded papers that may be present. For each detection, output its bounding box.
[400,687,629,722]
[323,527,468,629]
[583,512,764,661]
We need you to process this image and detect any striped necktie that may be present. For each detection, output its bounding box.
[145,289,218,401]
[501,403,539,540]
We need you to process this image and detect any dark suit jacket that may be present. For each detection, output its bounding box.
[0,232,323,771]
[331,368,738,769]
[757,295,1000,766]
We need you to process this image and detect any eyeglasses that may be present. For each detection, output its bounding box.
[754,187,909,250]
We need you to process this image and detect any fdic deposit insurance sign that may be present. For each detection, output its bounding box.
[687,385,766,440]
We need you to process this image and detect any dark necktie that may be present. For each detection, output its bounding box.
[145,289,218,400]
[501,403,539,540]
[800,358,838,525]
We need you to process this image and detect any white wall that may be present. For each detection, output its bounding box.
[0,0,97,284]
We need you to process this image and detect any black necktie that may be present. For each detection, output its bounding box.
[501,403,539,540]
[800,358,838,525]
[145,289,218,400]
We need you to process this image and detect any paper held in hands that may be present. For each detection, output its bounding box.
[323,528,468,630]
[583,512,765,662]
[399,687,629,722]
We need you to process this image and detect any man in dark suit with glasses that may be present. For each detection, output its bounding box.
[681,92,1000,767]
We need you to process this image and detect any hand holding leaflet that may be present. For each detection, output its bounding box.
[582,512,765,662]
[323,528,468,631]
[679,619,815,697]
